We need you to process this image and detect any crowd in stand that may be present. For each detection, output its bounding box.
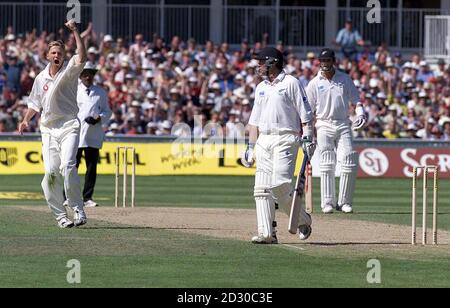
[1,22,449,140]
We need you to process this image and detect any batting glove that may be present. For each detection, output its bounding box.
[301,136,316,161]
[241,143,255,168]
[353,104,367,131]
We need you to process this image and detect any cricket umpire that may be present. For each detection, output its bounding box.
[241,47,315,244]
[76,62,112,207]
[305,48,366,214]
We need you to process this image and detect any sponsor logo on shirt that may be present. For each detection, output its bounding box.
[259,91,265,97]
[278,88,286,95]
[318,85,325,92]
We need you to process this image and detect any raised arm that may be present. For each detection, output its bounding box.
[65,19,87,64]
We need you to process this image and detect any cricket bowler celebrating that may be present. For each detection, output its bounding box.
[19,19,88,228]
[305,48,366,214]
[241,47,315,244]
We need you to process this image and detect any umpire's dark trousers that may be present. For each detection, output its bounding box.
[76,147,100,202]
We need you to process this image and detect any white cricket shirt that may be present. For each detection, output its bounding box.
[249,70,313,135]
[27,55,86,128]
[77,83,112,149]
[305,70,360,121]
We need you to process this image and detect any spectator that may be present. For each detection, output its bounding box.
[0,25,448,141]
[442,117,450,140]
[335,19,365,61]
[3,50,24,94]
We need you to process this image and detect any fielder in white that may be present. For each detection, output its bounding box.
[241,47,316,244]
[19,20,88,228]
[305,49,366,214]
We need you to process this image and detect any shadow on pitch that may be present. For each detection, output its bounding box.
[78,226,220,231]
[341,212,450,215]
[281,241,409,246]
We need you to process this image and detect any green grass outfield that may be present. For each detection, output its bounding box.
[0,175,449,288]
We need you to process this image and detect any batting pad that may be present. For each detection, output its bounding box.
[254,171,275,239]
[320,150,336,209]
[338,151,358,206]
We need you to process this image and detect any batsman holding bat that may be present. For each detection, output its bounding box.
[305,48,366,214]
[19,20,88,228]
[241,47,315,244]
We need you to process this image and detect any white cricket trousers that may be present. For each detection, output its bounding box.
[316,120,358,209]
[254,133,311,239]
[41,119,84,221]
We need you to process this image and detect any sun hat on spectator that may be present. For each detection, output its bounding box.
[439,116,450,127]
[145,71,154,78]
[125,73,134,80]
[167,51,175,58]
[5,34,15,41]
[87,47,99,54]
[403,62,412,69]
[6,49,18,59]
[406,82,415,89]
[388,104,398,111]
[418,91,428,98]
[307,52,316,59]
[170,88,180,95]
[146,91,156,100]
[121,61,130,68]
[423,82,432,90]
[188,76,198,83]
[419,61,428,67]
[407,100,416,109]
[103,35,114,43]
[370,65,380,73]
[142,63,152,70]
[242,99,250,105]
[407,123,418,131]
[147,122,158,129]
[353,80,361,88]
[386,60,394,68]
[376,92,387,100]
[235,74,244,81]
[131,101,141,108]
[369,78,378,88]
[107,53,115,59]
[157,64,166,70]
[248,60,258,68]
[428,118,437,125]
[161,120,172,130]
[110,123,119,130]
[211,83,221,91]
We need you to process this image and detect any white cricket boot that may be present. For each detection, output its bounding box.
[74,209,88,227]
[58,217,74,229]
[339,204,353,214]
[251,234,278,245]
[322,205,334,214]
[84,200,98,208]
